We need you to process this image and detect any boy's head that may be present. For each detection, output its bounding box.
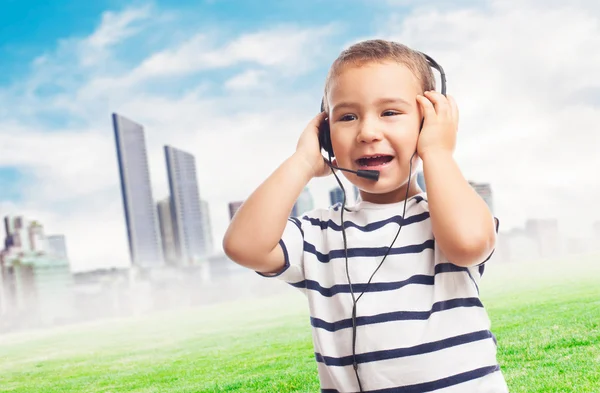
[323,39,436,202]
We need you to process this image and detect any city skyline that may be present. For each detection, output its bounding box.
[1,2,599,272]
[0,215,72,324]
[114,115,215,267]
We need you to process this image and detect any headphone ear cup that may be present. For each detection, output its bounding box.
[318,118,335,158]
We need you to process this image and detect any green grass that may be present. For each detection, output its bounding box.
[1,255,599,392]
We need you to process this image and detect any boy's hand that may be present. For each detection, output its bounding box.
[294,112,332,178]
[415,91,459,159]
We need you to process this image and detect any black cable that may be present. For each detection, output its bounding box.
[325,150,418,392]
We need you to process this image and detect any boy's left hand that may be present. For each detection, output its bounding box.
[415,91,459,158]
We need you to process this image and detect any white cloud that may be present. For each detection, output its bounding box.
[224,69,268,91]
[85,23,337,93]
[85,5,153,50]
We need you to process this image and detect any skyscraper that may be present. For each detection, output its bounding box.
[200,199,213,256]
[330,187,344,206]
[468,181,494,214]
[292,187,314,217]
[0,216,73,321]
[353,185,360,202]
[112,113,163,268]
[165,145,207,264]
[525,218,561,259]
[228,201,244,220]
[157,198,178,265]
[417,171,426,192]
[46,235,69,260]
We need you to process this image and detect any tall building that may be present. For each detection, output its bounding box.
[228,201,244,220]
[417,171,426,192]
[292,187,314,217]
[525,218,561,259]
[164,145,207,264]
[469,181,494,214]
[0,216,73,325]
[200,199,213,256]
[593,221,600,252]
[353,185,360,202]
[157,198,178,265]
[112,113,163,268]
[329,187,344,206]
[46,235,68,260]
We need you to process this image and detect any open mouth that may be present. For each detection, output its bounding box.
[356,155,394,167]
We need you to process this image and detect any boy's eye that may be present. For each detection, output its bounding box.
[382,110,400,116]
[340,114,357,121]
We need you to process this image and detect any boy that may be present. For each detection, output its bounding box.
[223,39,509,392]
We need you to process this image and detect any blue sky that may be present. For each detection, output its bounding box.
[0,0,598,270]
[0,0,387,87]
[0,1,393,135]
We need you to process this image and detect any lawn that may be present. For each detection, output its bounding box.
[0,255,599,392]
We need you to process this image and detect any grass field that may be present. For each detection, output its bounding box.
[1,255,599,392]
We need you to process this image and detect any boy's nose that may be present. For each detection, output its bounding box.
[356,120,383,143]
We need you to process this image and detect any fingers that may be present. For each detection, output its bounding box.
[447,94,459,127]
[310,111,328,128]
[417,91,458,126]
[423,91,451,117]
[416,94,436,120]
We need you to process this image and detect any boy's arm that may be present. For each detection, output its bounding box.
[222,112,329,275]
[417,91,496,267]
[421,150,496,267]
[222,153,313,274]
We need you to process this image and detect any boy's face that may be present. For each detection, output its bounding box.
[326,61,423,201]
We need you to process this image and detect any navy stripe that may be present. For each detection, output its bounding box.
[302,211,430,232]
[255,239,291,278]
[288,216,304,237]
[315,330,494,367]
[288,280,307,289]
[288,262,467,298]
[434,262,468,274]
[474,217,500,276]
[295,274,433,297]
[413,195,426,203]
[289,216,302,230]
[320,365,500,393]
[311,297,484,332]
[304,239,434,263]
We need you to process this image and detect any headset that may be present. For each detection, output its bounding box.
[317,51,447,392]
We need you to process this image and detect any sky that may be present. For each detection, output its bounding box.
[0,0,598,272]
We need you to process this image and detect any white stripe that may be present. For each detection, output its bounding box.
[314,306,492,359]
[320,339,499,392]
[306,269,480,324]
[302,250,437,289]
[436,370,509,393]
[303,215,432,252]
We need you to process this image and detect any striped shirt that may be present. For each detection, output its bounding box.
[258,192,509,392]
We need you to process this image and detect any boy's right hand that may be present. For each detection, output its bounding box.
[294,112,332,178]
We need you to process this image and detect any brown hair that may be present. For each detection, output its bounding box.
[323,39,435,112]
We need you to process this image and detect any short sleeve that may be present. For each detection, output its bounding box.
[473,216,500,277]
[255,217,305,285]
